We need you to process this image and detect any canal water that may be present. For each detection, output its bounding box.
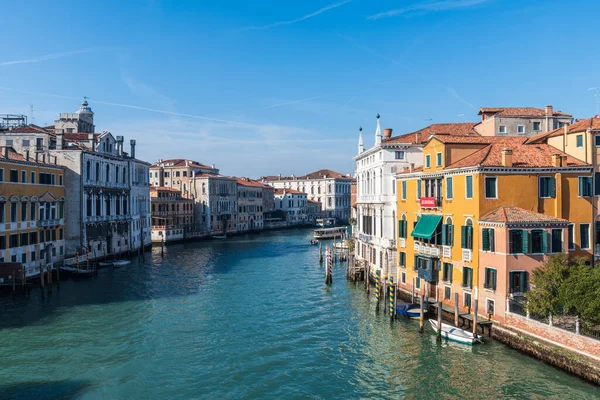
[1,229,598,399]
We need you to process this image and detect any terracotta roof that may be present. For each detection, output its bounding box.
[150,159,215,169]
[64,133,94,141]
[431,135,497,144]
[308,199,321,204]
[263,169,350,181]
[4,124,54,135]
[235,177,271,188]
[527,115,600,144]
[150,186,181,192]
[383,123,480,145]
[480,206,569,224]
[396,166,424,175]
[0,146,24,161]
[478,107,571,117]
[274,188,307,195]
[446,137,588,169]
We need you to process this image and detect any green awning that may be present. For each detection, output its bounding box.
[411,214,443,240]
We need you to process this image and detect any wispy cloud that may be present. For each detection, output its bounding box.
[121,71,177,111]
[0,48,100,66]
[241,0,351,31]
[368,0,490,20]
[265,94,330,109]
[447,87,477,110]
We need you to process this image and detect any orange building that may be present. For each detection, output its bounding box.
[150,186,194,242]
[395,135,592,322]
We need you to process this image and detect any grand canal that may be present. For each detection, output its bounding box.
[0,229,598,399]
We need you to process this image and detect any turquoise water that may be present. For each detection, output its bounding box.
[0,229,598,399]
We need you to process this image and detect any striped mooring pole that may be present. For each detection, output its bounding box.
[389,275,394,320]
[325,246,333,285]
[375,269,380,303]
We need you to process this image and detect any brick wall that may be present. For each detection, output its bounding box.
[505,313,600,359]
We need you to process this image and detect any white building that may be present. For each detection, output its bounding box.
[274,188,308,225]
[189,174,237,235]
[354,114,479,278]
[263,169,352,222]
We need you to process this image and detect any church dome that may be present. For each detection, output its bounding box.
[76,98,94,115]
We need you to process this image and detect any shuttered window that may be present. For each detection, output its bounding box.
[539,176,556,198]
[446,177,453,199]
[509,229,524,253]
[482,228,495,251]
[484,267,497,290]
[578,177,593,197]
[442,224,454,246]
[484,177,497,199]
[580,224,590,249]
[465,175,473,199]
[462,267,473,288]
[401,181,407,200]
[509,271,529,293]
[461,225,473,249]
[416,179,422,200]
[530,229,547,253]
[551,229,562,253]
[443,262,453,282]
[398,220,407,238]
[399,252,406,267]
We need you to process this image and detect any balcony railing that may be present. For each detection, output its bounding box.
[442,246,451,258]
[462,249,472,262]
[38,219,60,227]
[399,238,406,248]
[415,242,440,257]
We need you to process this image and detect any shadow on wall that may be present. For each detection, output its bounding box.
[0,379,93,400]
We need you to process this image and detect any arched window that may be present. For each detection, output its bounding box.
[106,164,110,182]
[116,166,119,183]
[462,218,473,250]
[86,161,91,180]
[95,162,100,180]
[123,168,126,183]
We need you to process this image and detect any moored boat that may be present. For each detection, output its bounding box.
[313,226,347,240]
[98,261,113,267]
[396,303,427,320]
[113,260,131,268]
[212,235,227,239]
[59,266,94,275]
[429,319,483,345]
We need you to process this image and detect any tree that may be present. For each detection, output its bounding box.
[559,261,600,324]
[526,254,571,316]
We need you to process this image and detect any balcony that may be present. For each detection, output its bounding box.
[417,262,439,282]
[358,233,371,243]
[399,238,406,248]
[442,246,451,258]
[38,219,60,227]
[415,242,440,257]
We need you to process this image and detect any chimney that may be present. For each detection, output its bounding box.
[545,105,553,116]
[212,164,215,169]
[501,148,513,167]
[551,154,562,167]
[130,139,136,159]
[116,136,124,156]
[278,174,281,180]
[560,155,568,166]
[25,150,29,161]
[563,123,570,135]
[56,130,64,150]
[92,137,97,152]
[383,128,393,139]
[409,163,415,173]
[159,164,165,187]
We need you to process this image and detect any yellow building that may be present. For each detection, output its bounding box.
[395,135,592,318]
[0,147,66,278]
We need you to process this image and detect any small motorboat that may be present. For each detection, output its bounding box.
[113,260,131,268]
[396,303,427,320]
[59,266,94,276]
[310,239,319,245]
[212,235,227,240]
[429,319,483,345]
[98,261,113,267]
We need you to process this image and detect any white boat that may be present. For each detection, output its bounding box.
[212,235,227,239]
[98,261,113,267]
[113,260,131,268]
[429,320,483,345]
[314,227,347,240]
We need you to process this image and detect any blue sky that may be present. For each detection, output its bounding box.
[0,0,599,177]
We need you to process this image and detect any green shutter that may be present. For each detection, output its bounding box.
[417,180,422,199]
[467,226,473,249]
[489,229,495,252]
[447,177,453,198]
[492,269,497,290]
[461,226,467,248]
[449,225,454,247]
[522,230,529,254]
[449,264,453,283]
[578,177,584,196]
[482,228,489,251]
[541,230,548,253]
[466,176,473,198]
[402,181,407,199]
[441,224,447,245]
[398,220,402,237]
[548,177,556,198]
[520,272,529,292]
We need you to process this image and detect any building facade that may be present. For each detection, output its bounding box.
[0,147,66,277]
[236,178,269,232]
[274,188,308,225]
[263,169,352,221]
[149,159,219,197]
[395,134,592,322]
[307,199,322,223]
[150,186,194,242]
[189,174,237,235]
[354,115,479,281]
[475,106,572,137]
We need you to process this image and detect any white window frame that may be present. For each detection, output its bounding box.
[538,175,552,198]
[517,125,526,134]
[395,151,405,160]
[486,298,495,315]
[498,125,506,134]
[401,272,406,284]
[463,291,472,308]
[580,223,591,250]
[484,176,498,199]
[444,285,452,300]
[576,135,583,148]
[533,121,541,132]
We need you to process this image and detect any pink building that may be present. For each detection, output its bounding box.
[477,206,569,323]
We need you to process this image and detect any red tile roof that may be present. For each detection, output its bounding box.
[150,186,181,192]
[5,124,55,135]
[527,115,600,144]
[480,206,569,224]
[446,137,588,169]
[478,107,571,117]
[263,169,350,181]
[274,188,306,195]
[150,159,215,169]
[64,133,95,141]
[0,146,25,161]
[383,123,479,145]
[396,165,424,175]
[235,177,272,188]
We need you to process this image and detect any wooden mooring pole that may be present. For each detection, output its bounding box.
[419,294,425,333]
[473,299,479,337]
[39,265,45,300]
[436,301,443,342]
[454,292,459,327]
